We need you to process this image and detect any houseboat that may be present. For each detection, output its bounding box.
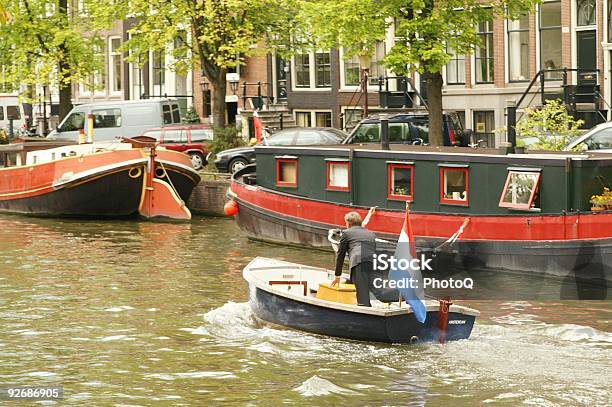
[229,143,612,283]
[0,137,200,220]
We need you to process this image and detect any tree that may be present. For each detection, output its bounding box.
[125,0,299,127]
[516,99,583,151]
[302,0,539,146]
[0,1,122,121]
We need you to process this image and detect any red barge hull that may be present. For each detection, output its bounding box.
[0,148,200,219]
[230,181,612,289]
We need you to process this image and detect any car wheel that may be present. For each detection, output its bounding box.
[229,157,248,173]
[189,152,205,170]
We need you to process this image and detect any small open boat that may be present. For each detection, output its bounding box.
[243,257,479,344]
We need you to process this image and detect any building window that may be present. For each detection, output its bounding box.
[152,51,165,96]
[295,111,333,127]
[473,111,495,147]
[388,163,414,201]
[446,46,465,85]
[342,42,386,87]
[608,1,612,42]
[295,54,310,88]
[276,158,298,187]
[315,112,332,127]
[540,1,562,78]
[130,60,143,99]
[499,170,541,210]
[475,19,494,83]
[91,42,106,93]
[577,0,595,26]
[109,38,122,94]
[507,16,530,82]
[342,108,363,132]
[326,161,350,191]
[295,111,311,127]
[440,166,469,205]
[315,52,331,87]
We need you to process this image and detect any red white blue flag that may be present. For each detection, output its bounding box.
[389,206,427,323]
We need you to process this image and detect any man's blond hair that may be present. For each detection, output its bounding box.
[344,211,362,227]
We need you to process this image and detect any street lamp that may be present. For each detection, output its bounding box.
[229,80,239,94]
[199,79,209,118]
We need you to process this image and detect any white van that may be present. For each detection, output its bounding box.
[0,96,26,131]
[48,98,183,141]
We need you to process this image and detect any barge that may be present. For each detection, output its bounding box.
[229,144,612,285]
[0,138,200,220]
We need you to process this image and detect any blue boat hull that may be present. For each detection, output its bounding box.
[248,283,476,344]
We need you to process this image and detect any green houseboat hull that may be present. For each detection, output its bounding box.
[229,145,612,295]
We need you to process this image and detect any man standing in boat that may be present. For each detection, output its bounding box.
[331,210,378,306]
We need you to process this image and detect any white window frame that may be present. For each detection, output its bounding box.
[338,43,389,91]
[108,36,122,96]
[505,16,531,84]
[538,0,563,81]
[293,109,334,127]
[290,50,332,91]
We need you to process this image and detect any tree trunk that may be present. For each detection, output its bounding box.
[58,0,71,121]
[58,75,72,121]
[211,71,227,127]
[423,71,444,146]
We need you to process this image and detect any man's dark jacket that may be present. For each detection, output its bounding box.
[335,226,376,276]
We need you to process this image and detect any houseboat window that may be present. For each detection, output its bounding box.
[276,159,298,187]
[388,164,414,201]
[440,167,468,205]
[499,171,541,210]
[0,107,3,120]
[326,161,350,191]
[93,109,121,128]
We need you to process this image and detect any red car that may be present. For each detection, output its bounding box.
[142,124,213,170]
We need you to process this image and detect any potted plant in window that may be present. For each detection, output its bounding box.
[590,187,612,211]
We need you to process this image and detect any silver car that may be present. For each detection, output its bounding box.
[565,122,612,152]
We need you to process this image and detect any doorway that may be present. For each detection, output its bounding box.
[577,30,596,85]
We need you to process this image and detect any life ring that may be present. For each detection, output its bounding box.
[128,167,142,179]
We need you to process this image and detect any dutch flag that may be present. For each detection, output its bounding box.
[389,206,427,323]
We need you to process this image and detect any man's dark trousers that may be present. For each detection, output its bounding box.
[350,261,373,307]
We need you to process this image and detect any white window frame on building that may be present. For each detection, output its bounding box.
[339,42,388,90]
[340,106,363,132]
[475,18,494,84]
[539,0,563,80]
[294,110,333,127]
[291,50,332,91]
[108,36,122,95]
[506,16,530,82]
[149,50,166,97]
[444,45,466,85]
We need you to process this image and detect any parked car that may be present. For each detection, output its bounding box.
[47,99,183,141]
[141,124,213,170]
[343,112,464,146]
[565,122,612,152]
[214,127,348,173]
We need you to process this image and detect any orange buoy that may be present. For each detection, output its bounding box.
[224,200,239,216]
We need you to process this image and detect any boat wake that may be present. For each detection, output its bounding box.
[194,301,611,405]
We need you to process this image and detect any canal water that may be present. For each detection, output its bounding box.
[0,216,610,405]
